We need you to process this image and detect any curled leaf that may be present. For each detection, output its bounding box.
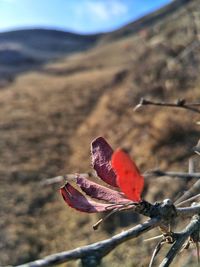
[60,183,112,213]
[91,137,118,187]
[76,176,129,203]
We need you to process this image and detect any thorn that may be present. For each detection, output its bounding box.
[133,103,142,112]
[92,208,119,230]
[188,157,195,173]
[196,242,200,263]
[144,235,163,242]
[149,240,163,267]
[93,219,103,231]
[193,139,200,155]
[176,98,186,106]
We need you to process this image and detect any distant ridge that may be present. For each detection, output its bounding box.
[0,0,193,81]
[0,28,100,56]
[100,0,192,43]
[0,28,101,41]
[0,0,192,47]
[0,28,101,72]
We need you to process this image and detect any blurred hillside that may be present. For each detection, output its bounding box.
[0,0,200,266]
[0,29,100,87]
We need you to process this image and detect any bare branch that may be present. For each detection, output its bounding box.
[145,169,200,179]
[13,198,200,267]
[175,179,200,206]
[41,170,200,187]
[172,40,200,64]
[176,193,200,207]
[16,218,160,267]
[137,199,200,219]
[159,214,200,267]
[40,173,92,186]
[123,199,200,220]
[176,204,200,218]
[134,98,200,114]
[149,240,163,267]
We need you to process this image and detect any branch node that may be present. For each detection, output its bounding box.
[176,98,186,106]
[81,255,101,267]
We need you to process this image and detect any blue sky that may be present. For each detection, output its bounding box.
[0,0,172,34]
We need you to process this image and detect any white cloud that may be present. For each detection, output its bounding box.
[86,2,110,20]
[78,0,128,21]
[109,1,128,16]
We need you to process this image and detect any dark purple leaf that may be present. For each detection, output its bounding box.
[60,183,113,213]
[76,176,129,203]
[91,137,118,187]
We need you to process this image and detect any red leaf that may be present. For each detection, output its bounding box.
[60,183,114,213]
[111,149,144,202]
[91,137,118,187]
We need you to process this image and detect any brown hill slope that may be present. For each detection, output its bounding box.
[100,0,191,43]
[1,0,200,266]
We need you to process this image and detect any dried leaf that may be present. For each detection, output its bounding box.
[91,137,118,187]
[76,176,129,203]
[60,183,112,213]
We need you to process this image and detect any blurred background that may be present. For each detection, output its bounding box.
[0,0,200,266]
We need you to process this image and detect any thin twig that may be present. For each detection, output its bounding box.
[176,204,200,218]
[41,170,200,186]
[176,193,200,207]
[40,173,92,185]
[196,242,200,263]
[145,170,200,179]
[172,40,200,64]
[134,98,200,114]
[174,159,200,205]
[159,214,200,267]
[175,178,200,205]
[144,235,163,242]
[93,208,119,230]
[16,218,160,267]
[149,240,163,267]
